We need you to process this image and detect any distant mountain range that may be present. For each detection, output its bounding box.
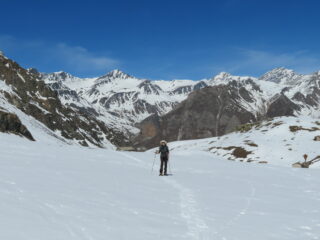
[0,51,319,149]
[134,68,320,148]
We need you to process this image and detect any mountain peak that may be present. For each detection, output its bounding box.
[210,72,233,82]
[57,71,74,78]
[103,69,133,80]
[216,72,231,78]
[41,71,79,83]
[259,67,299,84]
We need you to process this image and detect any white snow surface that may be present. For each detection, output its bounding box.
[162,116,320,168]
[0,133,320,239]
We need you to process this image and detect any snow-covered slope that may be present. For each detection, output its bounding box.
[164,116,320,168]
[0,53,128,148]
[1,133,320,239]
[0,90,116,148]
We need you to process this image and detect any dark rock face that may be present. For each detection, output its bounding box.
[172,81,207,95]
[193,81,208,91]
[305,87,320,107]
[0,54,128,147]
[134,85,257,149]
[266,94,301,118]
[47,81,81,102]
[0,110,34,141]
[172,85,193,95]
[134,114,162,147]
[138,80,162,95]
[292,92,306,103]
[99,92,136,109]
[96,69,133,83]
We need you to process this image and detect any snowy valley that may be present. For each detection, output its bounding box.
[1,132,320,240]
[1,51,320,240]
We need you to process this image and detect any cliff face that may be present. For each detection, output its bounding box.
[266,94,301,118]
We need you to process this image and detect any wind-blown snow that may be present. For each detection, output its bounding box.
[0,133,320,239]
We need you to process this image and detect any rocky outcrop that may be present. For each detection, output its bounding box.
[0,110,34,140]
[267,94,300,118]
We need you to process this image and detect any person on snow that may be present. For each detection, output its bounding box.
[156,140,170,176]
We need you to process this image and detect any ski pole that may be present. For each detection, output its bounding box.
[168,160,172,175]
[168,153,172,175]
[151,153,156,173]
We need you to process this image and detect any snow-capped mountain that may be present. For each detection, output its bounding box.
[1,51,320,149]
[40,65,320,149]
[42,66,320,129]
[259,67,301,84]
[133,69,320,148]
[41,70,208,124]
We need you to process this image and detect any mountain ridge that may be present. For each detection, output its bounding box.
[1,51,320,149]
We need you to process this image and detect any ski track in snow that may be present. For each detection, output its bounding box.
[163,177,209,240]
[119,151,260,240]
[2,138,319,240]
[118,152,144,164]
[212,180,256,239]
[119,151,210,240]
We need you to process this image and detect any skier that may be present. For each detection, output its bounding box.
[156,140,170,176]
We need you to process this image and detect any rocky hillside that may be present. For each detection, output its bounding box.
[134,83,258,149]
[0,52,128,148]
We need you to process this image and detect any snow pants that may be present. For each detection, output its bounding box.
[160,156,168,175]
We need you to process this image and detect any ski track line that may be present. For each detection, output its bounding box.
[35,198,88,240]
[118,152,145,165]
[212,180,256,238]
[2,178,96,240]
[118,152,210,239]
[163,177,210,240]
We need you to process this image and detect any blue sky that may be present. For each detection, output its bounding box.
[1,0,320,79]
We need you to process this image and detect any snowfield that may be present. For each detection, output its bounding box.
[165,116,320,168]
[1,133,320,240]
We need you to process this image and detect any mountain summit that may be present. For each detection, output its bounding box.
[259,67,300,84]
[97,69,134,81]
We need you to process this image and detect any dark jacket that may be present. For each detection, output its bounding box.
[159,145,169,158]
